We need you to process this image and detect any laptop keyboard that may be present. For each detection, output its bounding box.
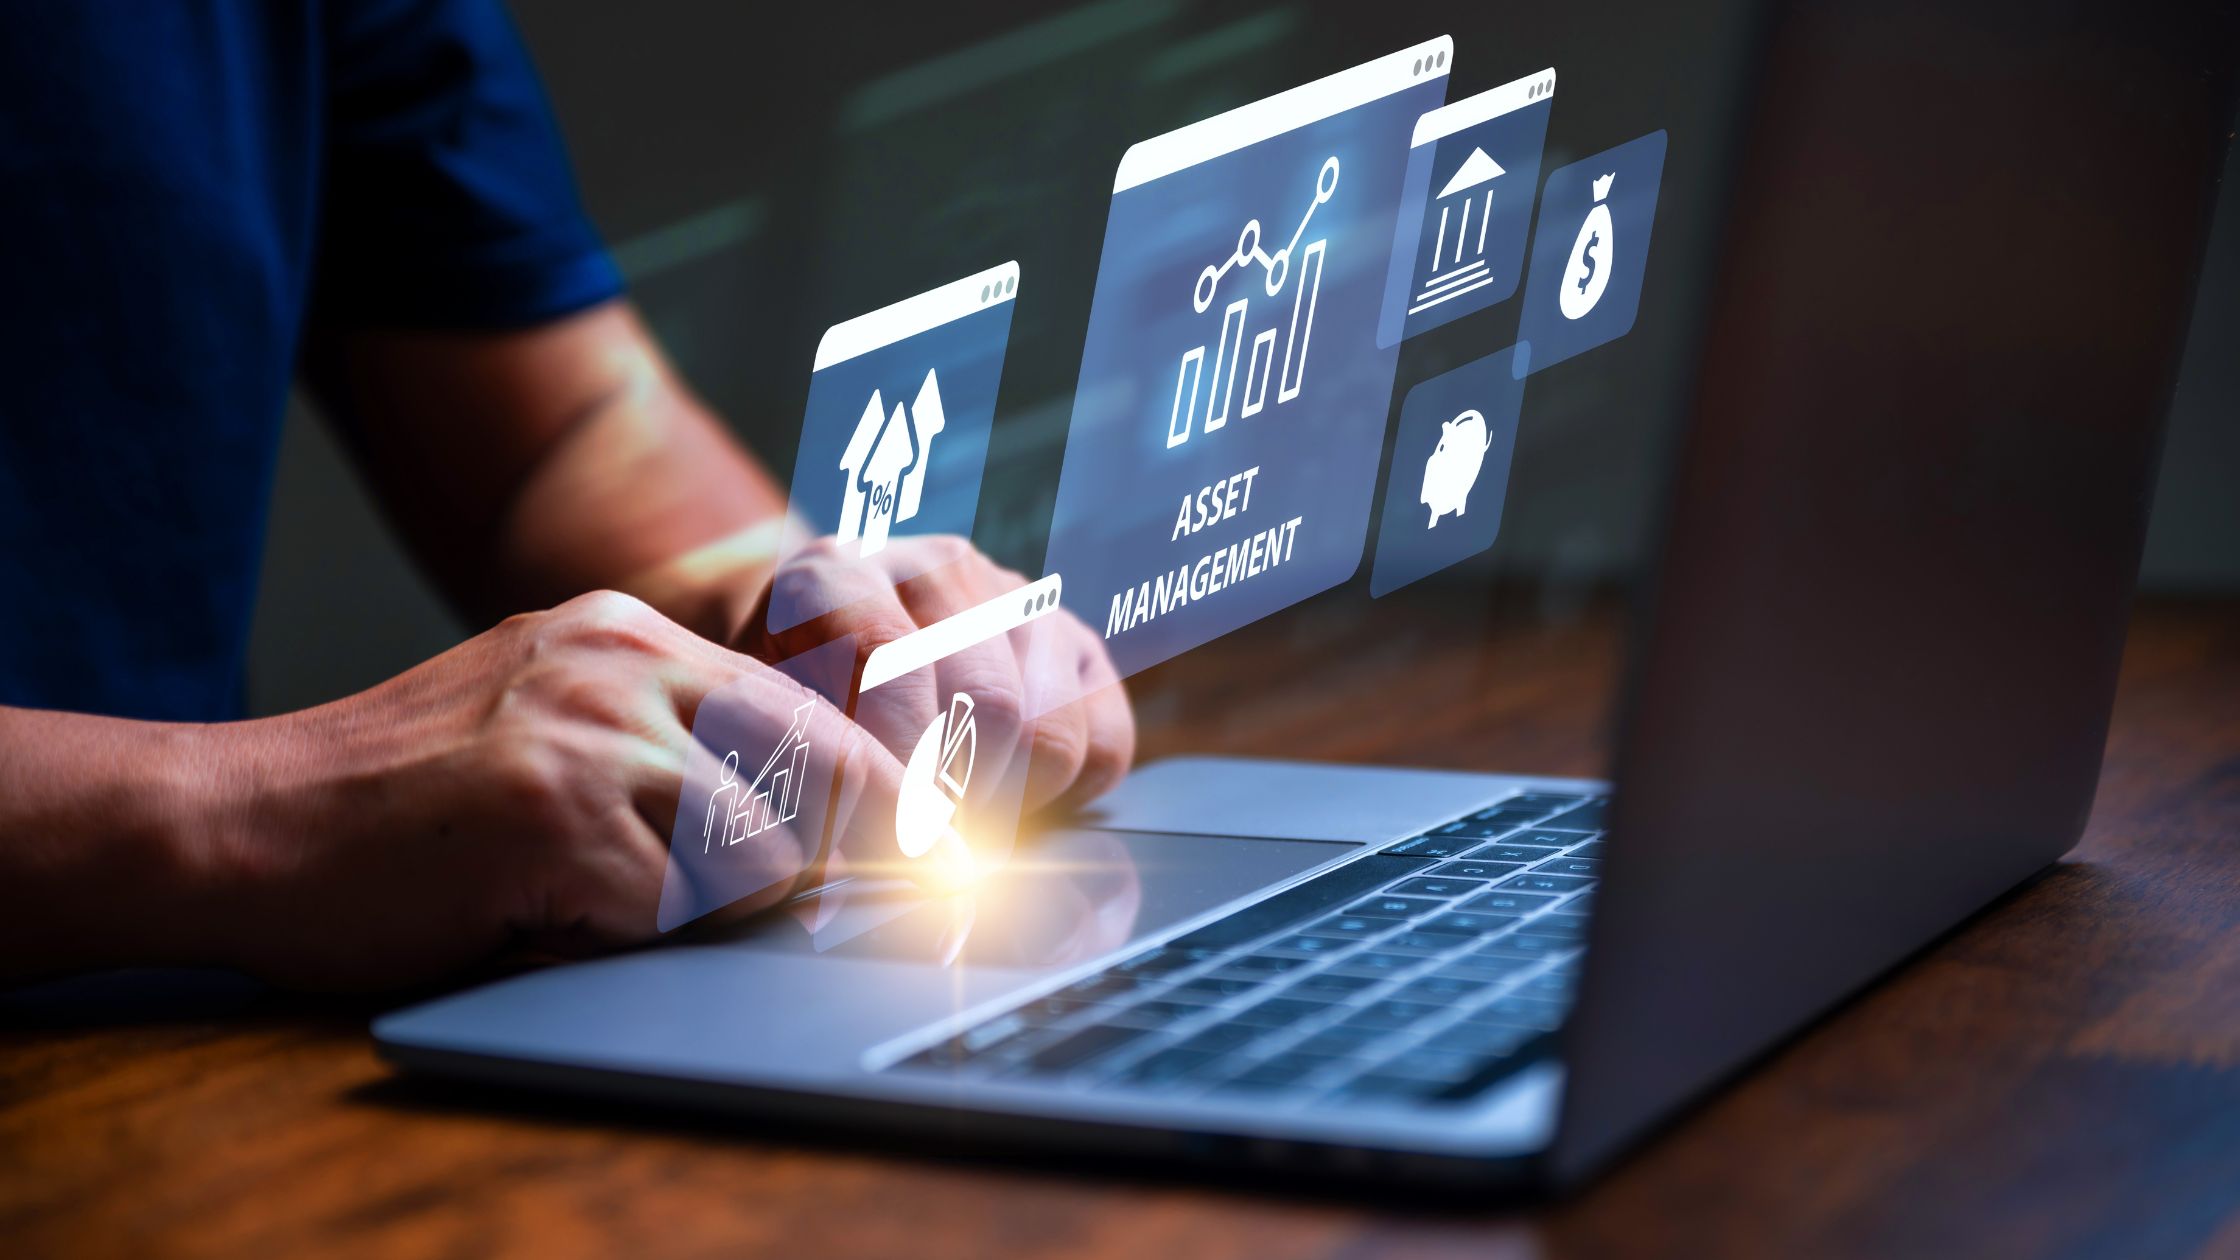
[888,790,1605,1107]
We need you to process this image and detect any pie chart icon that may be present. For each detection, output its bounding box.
[896,692,978,859]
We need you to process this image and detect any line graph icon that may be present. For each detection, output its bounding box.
[1168,156,1338,449]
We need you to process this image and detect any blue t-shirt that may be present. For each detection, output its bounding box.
[0,1,623,721]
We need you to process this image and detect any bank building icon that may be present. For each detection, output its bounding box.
[1410,146,1506,316]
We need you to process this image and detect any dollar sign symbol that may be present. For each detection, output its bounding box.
[1576,231,1600,294]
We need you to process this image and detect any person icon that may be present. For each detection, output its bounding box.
[702,750,741,854]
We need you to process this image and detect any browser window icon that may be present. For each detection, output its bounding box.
[769,263,1020,632]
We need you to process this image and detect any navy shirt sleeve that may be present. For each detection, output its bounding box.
[313,0,624,328]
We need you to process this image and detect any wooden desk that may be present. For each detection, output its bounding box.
[6,599,2238,1259]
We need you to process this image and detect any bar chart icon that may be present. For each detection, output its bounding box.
[738,701,813,842]
[1168,156,1337,449]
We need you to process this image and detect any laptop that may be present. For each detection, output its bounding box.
[376,0,2237,1193]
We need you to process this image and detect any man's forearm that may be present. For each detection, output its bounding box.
[305,301,792,636]
[0,708,233,982]
[493,357,792,641]
[490,335,789,631]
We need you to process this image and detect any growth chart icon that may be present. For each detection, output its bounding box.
[837,368,947,556]
[1168,156,1338,449]
[702,699,814,853]
[1560,172,1617,321]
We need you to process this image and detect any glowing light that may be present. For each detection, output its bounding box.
[919,834,986,894]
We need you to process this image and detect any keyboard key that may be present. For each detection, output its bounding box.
[1378,930,1466,955]
[1476,933,1577,961]
[1170,974,1268,1001]
[1535,856,1601,878]
[910,1012,1034,1067]
[1013,993,1099,1021]
[1259,933,1355,958]
[1331,950,1430,978]
[1391,875,1491,899]
[1233,997,1334,1028]
[1023,1023,1155,1073]
[1466,995,1570,1031]
[1510,829,1597,849]
[1517,970,1578,999]
[1290,1024,1392,1057]
[1288,970,1381,998]
[1344,894,1445,920]
[1434,819,1518,840]
[1118,1046,1220,1085]
[1384,835,1480,859]
[1057,973,1141,1000]
[1010,999,1091,1030]
[1504,792,1589,811]
[1568,841,1606,859]
[1343,998,1449,1030]
[1495,871,1594,896]
[1222,1051,1346,1091]
[1167,854,1435,951]
[1462,843,1560,865]
[1528,913,1591,940]
[1538,798,1608,830]
[1462,888,1559,915]
[1115,948,1212,977]
[1463,807,1547,828]
[1174,1023,1266,1056]
[1115,998,1216,1026]
[1215,953,1313,976]
[1300,913,1392,940]
[1418,912,1522,937]
[1394,973,1494,1002]
[1432,858,1527,882]
[1435,953,1537,981]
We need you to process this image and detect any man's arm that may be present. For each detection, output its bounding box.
[300,299,789,642]
[1,303,1130,988]
[0,591,909,988]
[304,299,1134,815]
[0,708,231,979]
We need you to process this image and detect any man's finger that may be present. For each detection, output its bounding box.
[1053,617,1135,812]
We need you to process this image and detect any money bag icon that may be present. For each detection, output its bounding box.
[1560,171,1616,321]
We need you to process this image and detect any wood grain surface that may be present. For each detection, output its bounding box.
[5,598,2237,1260]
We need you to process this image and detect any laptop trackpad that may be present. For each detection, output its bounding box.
[736,829,1351,973]
[1075,756,1513,843]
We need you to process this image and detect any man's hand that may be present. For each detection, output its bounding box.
[306,299,1135,856]
[739,535,1135,818]
[184,591,900,989]
[0,301,1139,990]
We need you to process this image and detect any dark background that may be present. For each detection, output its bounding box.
[245,0,2240,718]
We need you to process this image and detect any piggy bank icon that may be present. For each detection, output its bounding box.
[1420,408,1492,528]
